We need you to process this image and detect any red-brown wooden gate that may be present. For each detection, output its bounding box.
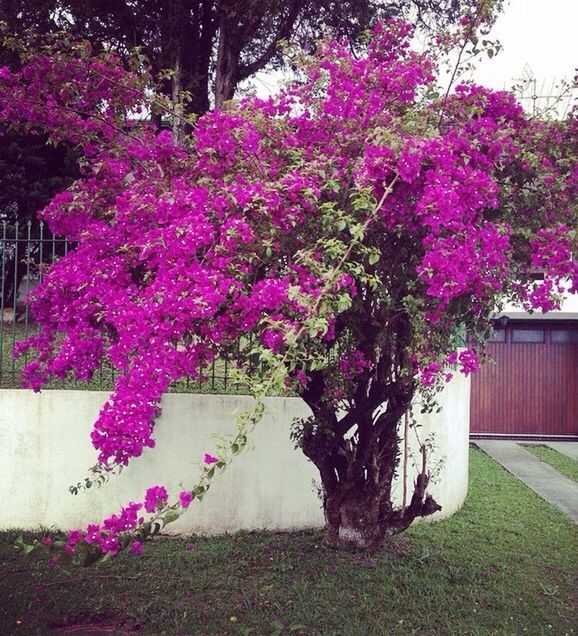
[470,322,578,437]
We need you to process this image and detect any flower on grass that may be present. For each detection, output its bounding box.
[130,540,144,555]
[66,529,83,546]
[203,453,219,465]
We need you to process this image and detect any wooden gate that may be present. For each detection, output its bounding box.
[470,321,578,437]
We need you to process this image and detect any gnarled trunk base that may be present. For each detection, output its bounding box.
[323,488,441,551]
[298,363,441,552]
[324,495,384,551]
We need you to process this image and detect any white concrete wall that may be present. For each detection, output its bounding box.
[0,373,470,534]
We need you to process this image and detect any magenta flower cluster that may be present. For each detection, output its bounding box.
[50,484,194,561]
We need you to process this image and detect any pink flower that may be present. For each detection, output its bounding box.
[84,524,101,544]
[458,349,480,375]
[99,534,120,556]
[179,490,194,508]
[144,485,169,513]
[66,529,84,546]
[203,453,219,465]
[295,369,308,387]
[445,352,458,365]
[130,540,144,555]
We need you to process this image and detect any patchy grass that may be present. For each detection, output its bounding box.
[523,444,578,483]
[0,449,576,635]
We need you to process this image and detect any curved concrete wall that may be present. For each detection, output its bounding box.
[0,373,470,534]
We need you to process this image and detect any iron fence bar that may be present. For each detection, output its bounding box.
[10,221,19,385]
[22,221,32,371]
[0,222,6,388]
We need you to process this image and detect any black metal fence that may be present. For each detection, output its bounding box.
[0,221,251,393]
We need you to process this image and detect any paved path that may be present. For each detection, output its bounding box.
[545,442,578,462]
[475,440,578,523]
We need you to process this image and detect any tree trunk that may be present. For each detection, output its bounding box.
[171,47,185,144]
[299,378,441,551]
[214,10,240,109]
[324,490,391,551]
[322,472,442,551]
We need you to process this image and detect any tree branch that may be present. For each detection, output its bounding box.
[236,0,305,82]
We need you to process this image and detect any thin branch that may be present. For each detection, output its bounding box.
[437,3,487,127]
[400,409,409,517]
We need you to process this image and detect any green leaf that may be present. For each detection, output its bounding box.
[270,620,284,636]
[81,547,103,567]
[163,509,180,524]
[59,551,73,566]
[22,543,36,556]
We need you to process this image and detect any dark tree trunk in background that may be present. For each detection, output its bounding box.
[171,0,215,116]
[214,0,304,109]
[214,8,240,109]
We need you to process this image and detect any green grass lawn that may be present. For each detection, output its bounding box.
[0,448,576,635]
[523,444,578,483]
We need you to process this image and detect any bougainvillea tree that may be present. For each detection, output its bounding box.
[1,15,576,562]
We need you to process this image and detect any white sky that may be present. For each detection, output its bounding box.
[470,0,577,90]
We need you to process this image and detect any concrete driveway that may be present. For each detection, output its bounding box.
[474,440,578,523]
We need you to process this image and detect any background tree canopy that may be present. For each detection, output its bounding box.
[1,0,483,113]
